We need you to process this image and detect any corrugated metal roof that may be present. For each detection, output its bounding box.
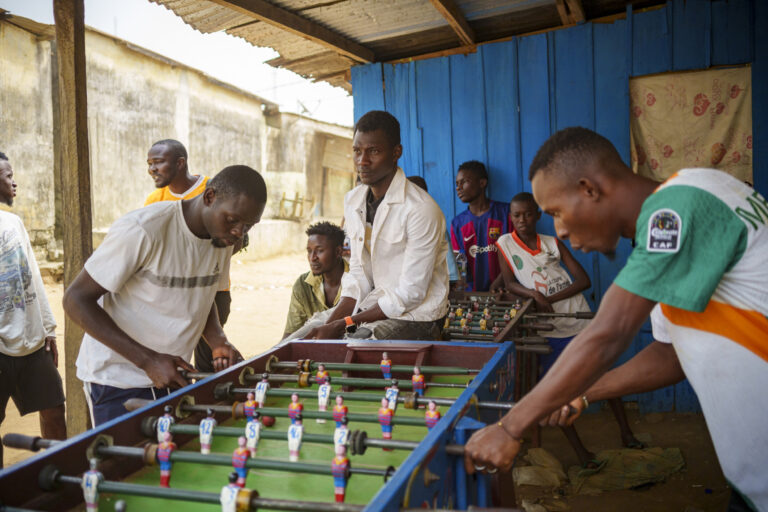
[150,0,662,92]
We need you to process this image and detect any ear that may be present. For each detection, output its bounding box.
[479,177,488,190]
[535,209,542,221]
[202,187,216,206]
[176,156,186,171]
[393,144,403,161]
[334,244,343,259]
[577,177,600,202]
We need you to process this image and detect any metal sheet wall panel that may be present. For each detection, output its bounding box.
[351,63,385,122]
[752,0,767,195]
[518,33,551,194]
[710,0,753,66]
[672,0,711,70]
[632,5,672,76]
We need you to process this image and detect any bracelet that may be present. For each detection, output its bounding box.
[496,421,524,444]
[343,316,355,327]
[581,395,589,409]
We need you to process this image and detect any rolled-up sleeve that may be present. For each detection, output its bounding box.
[377,201,446,318]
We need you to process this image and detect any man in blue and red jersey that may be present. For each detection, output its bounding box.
[450,160,511,291]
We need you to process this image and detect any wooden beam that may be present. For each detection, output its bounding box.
[565,0,585,23]
[428,0,475,46]
[53,0,93,436]
[208,0,374,63]
[554,0,572,25]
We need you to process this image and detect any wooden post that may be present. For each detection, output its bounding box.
[53,0,93,436]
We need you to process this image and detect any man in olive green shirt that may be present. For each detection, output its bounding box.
[282,222,347,339]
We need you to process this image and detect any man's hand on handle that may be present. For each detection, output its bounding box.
[212,342,244,372]
[142,353,194,389]
[463,422,523,475]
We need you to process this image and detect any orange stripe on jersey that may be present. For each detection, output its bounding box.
[661,301,768,363]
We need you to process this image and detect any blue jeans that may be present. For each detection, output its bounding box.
[87,382,172,427]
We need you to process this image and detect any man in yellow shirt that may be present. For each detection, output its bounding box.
[143,139,239,372]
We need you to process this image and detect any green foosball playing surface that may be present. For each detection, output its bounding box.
[97,373,469,511]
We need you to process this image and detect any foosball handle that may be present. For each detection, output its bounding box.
[2,433,57,452]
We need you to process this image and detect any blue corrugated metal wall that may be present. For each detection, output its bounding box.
[350,0,767,413]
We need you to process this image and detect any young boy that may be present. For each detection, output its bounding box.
[495,192,641,463]
[450,161,510,292]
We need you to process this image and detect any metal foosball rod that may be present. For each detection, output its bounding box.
[217,383,515,411]
[181,401,430,427]
[183,371,469,390]
[141,422,466,456]
[2,433,392,478]
[445,321,554,332]
[267,359,480,375]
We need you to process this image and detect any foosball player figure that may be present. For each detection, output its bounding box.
[199,408,217,454]
[243,391,258,422]
[316,363,329,384]
[332,394,348,427]
[317,375,332,424]
[455,307,463,318]
[378,397,394,450]
[448,308,455,319]
[220,472,241,512]
[156,404,174,443]
[288,393,304,424]
[386,379,399,412]
[380,352,392,380]
[412,366,425,398]
[331,444,351,503]
[244,411,261,457]
[424,401,441,430]
[444,316,451,329]
[462,324,470,336]
[232,436,250,487]
[157,432,176,488]
[254,373,270,408]
[466,311,473,321]
[288,413,304,462]
[483,308,491,320]
[81,458,103,512]
[479,318,487,331]
[334,416,350,448]
[492,325,500,336]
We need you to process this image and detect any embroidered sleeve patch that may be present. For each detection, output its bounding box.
[647,209,682,253]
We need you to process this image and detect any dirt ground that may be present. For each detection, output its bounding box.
[0,253,729,511]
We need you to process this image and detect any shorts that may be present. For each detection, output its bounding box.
[194,291,232,372]
[86,382,172,427]
[538,335,576,378]
[0,346,65,424]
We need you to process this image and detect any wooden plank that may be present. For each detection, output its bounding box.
[53,0,93,437]
[594,19,631,305]
[632,5,672,76]
[710,0,753,66]
[350,63,385,122]
[671,0,711,70]
[209,0,374,63]
[428,0,476,46]
[552,23,597,309]
[755,0,768,195]
[415,57,456,221]
[554,0,572,25]
[565,0,585,23]
[449,52,488,216]
[481,40,523,200]
[517,33,551,194]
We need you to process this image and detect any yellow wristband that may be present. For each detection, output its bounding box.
[581,395,589,409]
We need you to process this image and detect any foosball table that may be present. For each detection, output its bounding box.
[0,340,519,511]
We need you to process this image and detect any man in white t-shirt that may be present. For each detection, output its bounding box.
[0,151,66,467]
[64,165,267,426]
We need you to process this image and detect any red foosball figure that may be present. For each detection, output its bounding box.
[332,395,348,427]
[425,400,441,430]
[243,391,258,423]
[380,352,392,380]
[232,436,250,487]
[331,444,351,503]
[378,397,394,450]
[315,363,329,385]
[288,393,304,424]
[412,366,425,398]
[157,432,176,488]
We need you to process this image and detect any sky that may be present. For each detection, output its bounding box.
[0,0,354,126]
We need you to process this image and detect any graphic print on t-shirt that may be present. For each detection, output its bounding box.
[0,228,34,313]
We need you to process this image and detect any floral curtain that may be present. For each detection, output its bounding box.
[629,66,752,183]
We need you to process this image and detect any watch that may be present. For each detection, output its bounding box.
[344,316,357,334]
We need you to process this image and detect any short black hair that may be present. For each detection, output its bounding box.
[528,127,621,181]
[354,110,401,147]
[458,160,488,181]
[407,175,428,192]
[151,139,188,161]
[510,192,538,209]
[207,165,267,204]
[0,152,8,161]
[306,221,345,248]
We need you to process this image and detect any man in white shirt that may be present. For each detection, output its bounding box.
[307,111,449,340]
[64,165,266,426]
[0,151,66,467]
